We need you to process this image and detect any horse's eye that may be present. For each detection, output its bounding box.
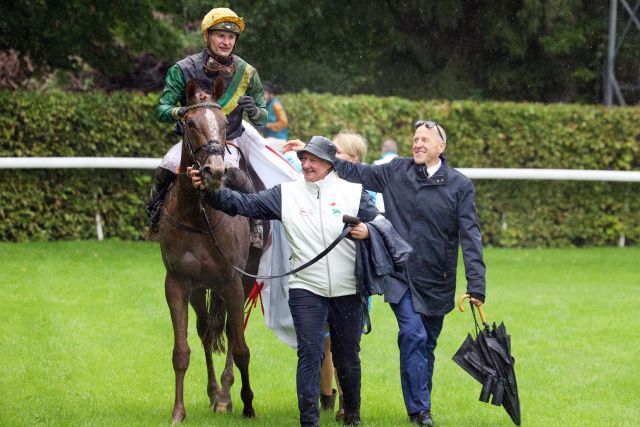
[185,119,195,128]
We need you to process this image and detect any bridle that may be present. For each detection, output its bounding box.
[181,102,227,171]
[163,100,228,234]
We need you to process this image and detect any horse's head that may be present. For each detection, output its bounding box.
[182,78,228,190]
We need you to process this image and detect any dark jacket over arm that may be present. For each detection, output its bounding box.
[356,189,379,223]
[355,217,413,296]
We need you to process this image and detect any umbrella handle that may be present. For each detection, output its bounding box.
[458,293,488,325]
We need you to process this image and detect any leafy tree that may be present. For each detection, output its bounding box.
[234,0,611,103]
[0,0,627,103]
[0,0,183,76]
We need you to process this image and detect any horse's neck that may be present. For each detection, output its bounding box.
[171,175,207,219]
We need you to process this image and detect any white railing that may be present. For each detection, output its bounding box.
[0,157,161,169]
[2,157,640,182]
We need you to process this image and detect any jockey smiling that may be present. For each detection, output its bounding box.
[146,7,267,228]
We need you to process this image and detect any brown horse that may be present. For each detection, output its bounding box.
[157,78,261,423]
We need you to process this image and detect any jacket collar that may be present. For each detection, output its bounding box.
[307,170,339,191]
[414,155,447,185]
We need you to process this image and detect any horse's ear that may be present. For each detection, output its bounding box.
[186,80,198,104]
[212,76,224,102]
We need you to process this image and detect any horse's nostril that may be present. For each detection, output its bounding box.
[201,167,213,180]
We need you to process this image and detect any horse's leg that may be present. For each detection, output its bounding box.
[224,280,255,418]
[165,274,191,424]
[241,247,262,298]
[214,321,235,413]
[189,288,220,408]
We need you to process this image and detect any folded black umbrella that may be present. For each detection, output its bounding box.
[452,294,521,425]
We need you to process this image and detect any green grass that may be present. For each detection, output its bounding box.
[1,241,638,426]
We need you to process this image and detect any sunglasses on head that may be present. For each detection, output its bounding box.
[414,120,446,142]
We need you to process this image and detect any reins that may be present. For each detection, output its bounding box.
[200,204,361,280]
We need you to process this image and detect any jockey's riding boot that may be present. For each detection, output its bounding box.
[145,167,176,231]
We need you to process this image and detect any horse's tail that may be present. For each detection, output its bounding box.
[204,290,226,354]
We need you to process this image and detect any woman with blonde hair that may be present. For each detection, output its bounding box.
[333,130,367,164]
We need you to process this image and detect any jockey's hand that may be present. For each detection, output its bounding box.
[187,167,205,190]
[237,95,258,117]
[350,222,370,240]
[282,139,305,153]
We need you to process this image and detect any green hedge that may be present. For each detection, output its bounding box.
[1,90,639,246]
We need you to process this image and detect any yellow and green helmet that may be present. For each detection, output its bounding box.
[201,7,245,39]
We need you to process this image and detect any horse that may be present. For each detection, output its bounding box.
[157,77,263,423]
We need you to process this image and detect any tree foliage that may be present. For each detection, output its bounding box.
[0,1,635,103]
[0,0,183,76]
[235,0,613,103]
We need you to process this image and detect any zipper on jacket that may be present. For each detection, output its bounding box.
[317,184,332,296]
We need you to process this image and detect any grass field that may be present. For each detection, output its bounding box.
[1,241,638,426]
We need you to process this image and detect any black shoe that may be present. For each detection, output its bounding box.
[409,410,433,426]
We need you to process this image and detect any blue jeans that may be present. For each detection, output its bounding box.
[390,289,444,415]
[288,288,363,426]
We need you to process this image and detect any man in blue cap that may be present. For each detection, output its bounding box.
[189,136,379,427]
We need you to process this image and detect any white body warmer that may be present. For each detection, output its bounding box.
[281,172,362,297]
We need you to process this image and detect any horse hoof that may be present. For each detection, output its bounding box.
[214,401,232,413]
[170,410,186,425]
[242,408,256,418]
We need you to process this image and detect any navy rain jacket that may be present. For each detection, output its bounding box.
[334,155,486,316]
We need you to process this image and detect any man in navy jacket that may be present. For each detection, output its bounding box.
[331,121,487,426]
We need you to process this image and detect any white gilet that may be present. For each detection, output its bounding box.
[281,171,362,297]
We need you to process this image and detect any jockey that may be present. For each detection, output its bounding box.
[146,7,267,228]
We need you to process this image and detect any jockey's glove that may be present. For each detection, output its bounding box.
[172,107,188,120]
[237,95,258,118]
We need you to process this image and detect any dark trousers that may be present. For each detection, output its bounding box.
[390,289,444,415]
[288,288,363,427]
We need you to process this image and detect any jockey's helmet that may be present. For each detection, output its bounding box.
[201,7,244,39]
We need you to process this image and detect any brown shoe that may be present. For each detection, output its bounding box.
[335,394,345,421]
